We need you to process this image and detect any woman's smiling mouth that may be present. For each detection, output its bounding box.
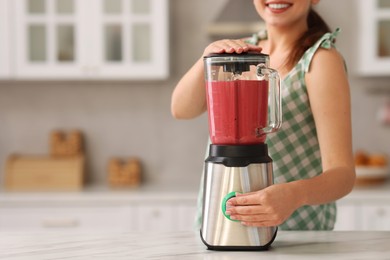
[266,2,293,13]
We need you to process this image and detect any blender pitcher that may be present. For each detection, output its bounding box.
[204,52,281,145]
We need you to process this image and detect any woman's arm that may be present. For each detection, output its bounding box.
[297,47,355,204]
[171,40,261,119]
[225,48,355,227]
[171,57,207,119]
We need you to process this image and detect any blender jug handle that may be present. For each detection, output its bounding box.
[257,66,282,135]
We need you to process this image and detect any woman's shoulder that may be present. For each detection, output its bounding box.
[302,28,343,73]
[308,47,346,76]
[305,41,348,91]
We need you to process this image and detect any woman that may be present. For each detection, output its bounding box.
[171,0,355,230]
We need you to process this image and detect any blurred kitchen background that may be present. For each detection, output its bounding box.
[0,0,390,232]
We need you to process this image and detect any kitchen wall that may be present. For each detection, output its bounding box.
[0,0,389,190]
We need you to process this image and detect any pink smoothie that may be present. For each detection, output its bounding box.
[206,80,269,145]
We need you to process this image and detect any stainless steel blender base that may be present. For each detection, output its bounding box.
[200,162,277,250]
[200,228,277,251]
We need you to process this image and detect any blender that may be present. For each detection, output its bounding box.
[200,52,282,250]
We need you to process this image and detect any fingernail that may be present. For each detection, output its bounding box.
[230,215,237,220]
[225,210,231,215]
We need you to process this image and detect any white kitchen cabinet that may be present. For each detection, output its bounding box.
[360,204,390,230]
[0,188,198,232]
[134,203,198,232]
[358,0,390,76]
[335,183,390,231]
[334,203,358,231]
[177,204,198,231]
[335,202,390,231]
[14,0,85,78]
[91,0,169,79]
[0,0,11,78]
[9,0,169,80]
[0,203,197,232]
[0,205,134,232]
[135,204,177,232]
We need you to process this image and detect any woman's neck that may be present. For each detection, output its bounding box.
[265,22,307,55]
[261,22,308,76]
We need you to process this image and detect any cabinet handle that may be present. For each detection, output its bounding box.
[82,66,90,73]
[152,210,160,218]
[377,208,387,217]
[91,66,99,74]
[42,218,79,228]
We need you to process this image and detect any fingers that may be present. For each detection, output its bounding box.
[226,209,281,227]
[227,192,260,206]
[225,193,280,226]
[226,205,268,220]
[226,205,264,215]
[204,39,261,56]
[227,210,278,227]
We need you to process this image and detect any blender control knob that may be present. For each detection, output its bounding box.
[221,191,240,222]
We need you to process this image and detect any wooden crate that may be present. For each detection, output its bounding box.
[5,154,85,191]
[50,130,83,157]
[107,158,141,187]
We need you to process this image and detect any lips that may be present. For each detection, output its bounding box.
[265,1,292,13]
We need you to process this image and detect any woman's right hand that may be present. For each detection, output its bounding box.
[203,39,262,56]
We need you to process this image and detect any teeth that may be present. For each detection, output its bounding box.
[268,3,290,9]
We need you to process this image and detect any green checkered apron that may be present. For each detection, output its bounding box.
[196,29,340,230]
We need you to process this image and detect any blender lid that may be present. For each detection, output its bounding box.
[204,52,269,74]
[204,52,269,59]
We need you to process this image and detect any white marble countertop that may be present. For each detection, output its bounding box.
[0,231,390,260]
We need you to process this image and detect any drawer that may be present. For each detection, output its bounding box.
[177,205,197,231]
[360,204,390,231]
[134,203,197,232]
[135,204,176,232]
[0,206,134,231]
[334,204,358,230]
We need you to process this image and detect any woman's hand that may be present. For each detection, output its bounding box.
[203,39,262,56]
[225,183,302,227]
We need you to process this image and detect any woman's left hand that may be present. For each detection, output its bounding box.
[225,183,301,227]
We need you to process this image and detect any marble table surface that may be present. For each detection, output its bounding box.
[1,231,390,260]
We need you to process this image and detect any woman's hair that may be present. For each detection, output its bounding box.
[286,8,331,70]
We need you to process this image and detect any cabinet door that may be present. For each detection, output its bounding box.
[361,204,390,230]
[177,204,197,231]
[334,204,359,231]
[0,206,134,232]
[0,0,11,78]
[93,0,169,79]
[14,0,87,79]
[358,0,390,75]
[135,203,197,232]
[136,204,177,232]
